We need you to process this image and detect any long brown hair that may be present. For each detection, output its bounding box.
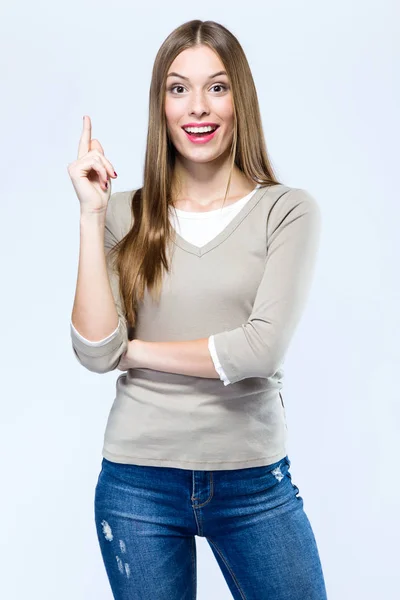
[109,19,282,329]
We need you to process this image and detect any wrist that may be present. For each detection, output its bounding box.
[129,339,147,369]
[79,210,106,227]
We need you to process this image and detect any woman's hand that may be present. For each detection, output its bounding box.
[117,340,144,371]
[67,115,118,214]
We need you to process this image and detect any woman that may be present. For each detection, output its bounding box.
[69,19,328,600]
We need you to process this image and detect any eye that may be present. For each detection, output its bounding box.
[210,84,228,93]
[169,84,185,94]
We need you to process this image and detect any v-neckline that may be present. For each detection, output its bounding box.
[171,185,271,257]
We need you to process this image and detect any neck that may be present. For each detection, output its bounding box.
[171,164,255,208]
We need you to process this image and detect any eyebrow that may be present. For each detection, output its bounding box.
[166,70,227,81]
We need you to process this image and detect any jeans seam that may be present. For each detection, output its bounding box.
[206,537,247,600]
[191,473,214,508]
[190,537,197,600]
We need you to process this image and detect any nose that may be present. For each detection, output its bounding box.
[188,91,210,117]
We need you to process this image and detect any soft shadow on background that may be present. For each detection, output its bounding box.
[1,1,398,598]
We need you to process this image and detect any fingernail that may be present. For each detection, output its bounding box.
[105,181,108,189]
[114,171,117,177]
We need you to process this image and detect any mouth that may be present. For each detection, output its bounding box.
[181,125,220,144]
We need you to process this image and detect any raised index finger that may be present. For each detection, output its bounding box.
[77,115,92,159]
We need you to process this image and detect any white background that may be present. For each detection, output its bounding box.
[1,1,398,598]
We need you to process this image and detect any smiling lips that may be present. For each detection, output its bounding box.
[182,122,220,130]
[182,124,220,144]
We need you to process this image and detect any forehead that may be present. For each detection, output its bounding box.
[168,46,225,79]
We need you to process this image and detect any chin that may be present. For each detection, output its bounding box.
[181,150,225,163]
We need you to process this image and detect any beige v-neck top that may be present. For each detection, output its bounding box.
[71,184,263,385]
[70,183,321,470]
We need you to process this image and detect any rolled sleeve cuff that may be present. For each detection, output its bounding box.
[208,335,232,386]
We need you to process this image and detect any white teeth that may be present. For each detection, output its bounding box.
[184,126,217,133]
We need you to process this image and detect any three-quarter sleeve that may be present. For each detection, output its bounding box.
[212,188,322,384]
[70,192,129,373]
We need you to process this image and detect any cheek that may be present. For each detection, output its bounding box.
[164,99,182,125]
[219,100,234,122]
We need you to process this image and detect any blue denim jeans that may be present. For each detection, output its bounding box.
[94,455,328,599]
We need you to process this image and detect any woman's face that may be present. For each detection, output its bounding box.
[164,45,235,164]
